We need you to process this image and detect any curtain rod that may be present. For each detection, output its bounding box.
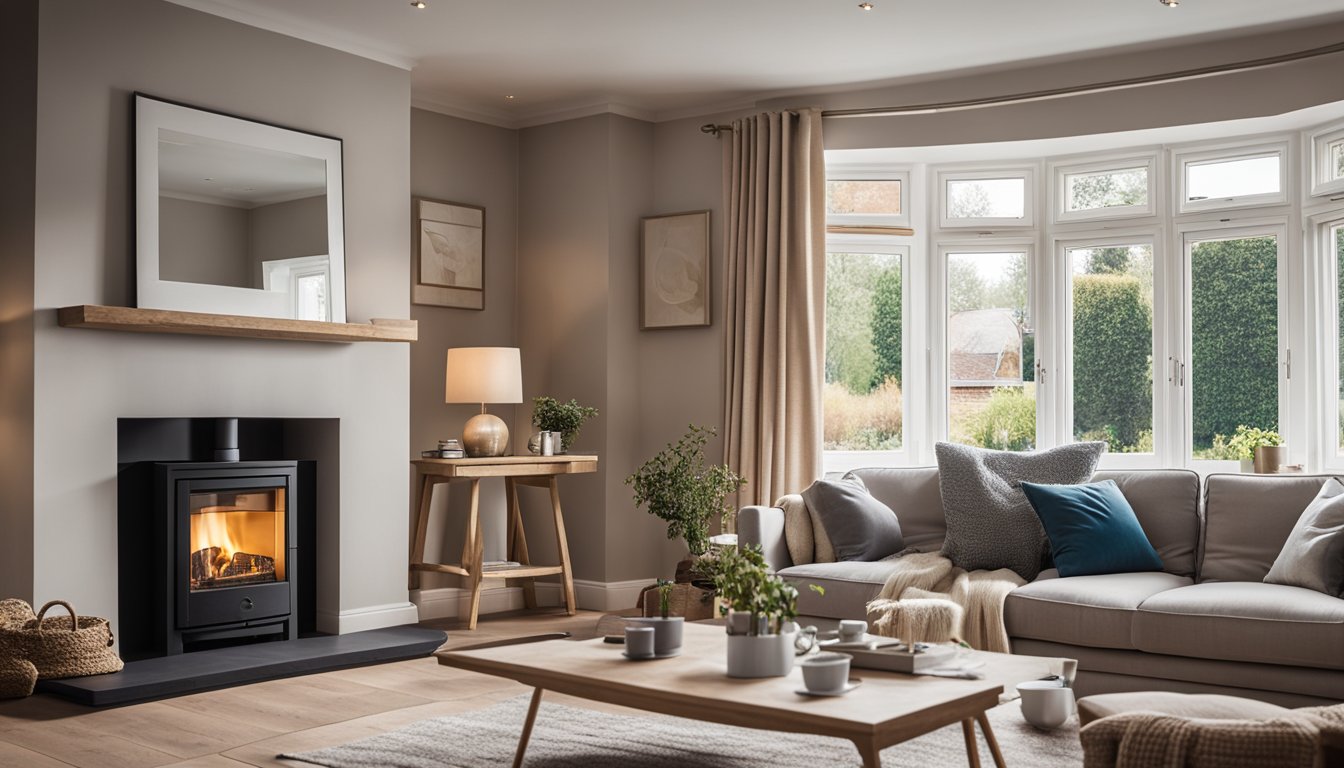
[700,40,1344,135]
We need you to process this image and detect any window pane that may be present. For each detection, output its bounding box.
[947,178,1025,219]
[1190,235,1278,459]
[1186,155,1280,201]
[1069,245,1154,453]
[296,273,328,322]
[1064,167,1148,212]
[827,180,902,216]
[946,251,1034,450]
[1336,225,1344,454]
[1331,140,1344,182]
[824,252,902,450]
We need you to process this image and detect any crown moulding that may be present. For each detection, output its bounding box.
[57,305,417,344]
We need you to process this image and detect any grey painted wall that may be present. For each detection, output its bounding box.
[409,107,519,590]
[250,194,329,277]
[27,0,412,633]
[0,0,38,601]
[159,197,251,288]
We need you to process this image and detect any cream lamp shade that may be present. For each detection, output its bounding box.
[445,347,522,457]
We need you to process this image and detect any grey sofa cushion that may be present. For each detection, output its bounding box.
[1005,570,1192,650]
[779,559,899,620]
[1077,692,1290,727]
[847,466,945,552]
[1201,474,1342,582]
[1132,581,1344,670]
[936,441,1105,580]
[1264,478,1344,597]
[1093,469,1200,577]
[800,478,904,562]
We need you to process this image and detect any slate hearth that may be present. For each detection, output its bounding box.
[39,626,447,706]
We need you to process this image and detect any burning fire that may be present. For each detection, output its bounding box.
[189,500,282,590]
[192,509,246,579]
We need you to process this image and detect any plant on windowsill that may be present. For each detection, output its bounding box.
[1208,425,1283,473]
[530,397,598,453]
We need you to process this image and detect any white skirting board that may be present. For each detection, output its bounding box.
[411,578,657,620]
[317,601,422,635]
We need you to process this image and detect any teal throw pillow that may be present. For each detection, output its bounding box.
[1020,480,1163,578]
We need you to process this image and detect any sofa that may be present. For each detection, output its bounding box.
[738,468,1344,707]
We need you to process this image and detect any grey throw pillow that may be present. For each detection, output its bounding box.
[936,441,1106,580]
[800,477,904,562]
[1264,478,1344,597]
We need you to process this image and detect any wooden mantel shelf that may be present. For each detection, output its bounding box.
[57,305,417,343]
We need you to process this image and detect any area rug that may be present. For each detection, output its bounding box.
[281,693,1082,767]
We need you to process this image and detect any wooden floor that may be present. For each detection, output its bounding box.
[0,609,618,768]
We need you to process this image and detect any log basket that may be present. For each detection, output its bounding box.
[0,600,123,682]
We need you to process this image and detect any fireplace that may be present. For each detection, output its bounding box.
[117,417,319,660]
[163,462,298,650]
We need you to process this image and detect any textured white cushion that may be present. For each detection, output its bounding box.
[775,494,814,567]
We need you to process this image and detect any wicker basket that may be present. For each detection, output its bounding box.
[0,600,123,680]
[0,599,36,628]
[0,658,37,699]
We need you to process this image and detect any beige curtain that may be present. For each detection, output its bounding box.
[722,109,826,508]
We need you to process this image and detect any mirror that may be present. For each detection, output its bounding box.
[135,94,346,323]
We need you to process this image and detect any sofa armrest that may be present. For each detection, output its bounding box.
[737,505,793,572]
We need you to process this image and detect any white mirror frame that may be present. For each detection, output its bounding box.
[134,93,347,323]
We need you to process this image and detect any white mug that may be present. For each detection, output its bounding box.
[838,619,868,642]
[1016,681,1074,730]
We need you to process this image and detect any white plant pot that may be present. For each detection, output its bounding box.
[725,629,797,678]
[626,616,683,656]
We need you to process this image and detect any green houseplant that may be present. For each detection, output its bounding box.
[531,397,598,453]
[626,425,746,559]
[702,545,800,678]
[1208,425,1283,472]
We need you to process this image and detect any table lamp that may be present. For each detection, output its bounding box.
[444,347,522,457]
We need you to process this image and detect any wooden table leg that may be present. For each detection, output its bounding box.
[961,719,983,768]
[852,738,882,768]
[512,687,544,768]
[548,477,577,616]
[506,477,537,609]
[465,478,485,630]
[976,711,1007,768]
[409,473,436,590]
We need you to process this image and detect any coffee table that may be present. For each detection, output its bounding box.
[438,623,1062,767]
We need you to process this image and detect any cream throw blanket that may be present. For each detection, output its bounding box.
[865,551,1026,652]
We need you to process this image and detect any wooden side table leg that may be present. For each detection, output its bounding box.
[465,478,485,630]
[852,738,882,768]
[961,719,983,768]
[512,687,544,768]
[548,477,577,616]
[975,711,1007,768]
[506,477,537,609]
[409,473,435,590]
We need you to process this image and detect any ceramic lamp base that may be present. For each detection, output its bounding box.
[463,412,510,457]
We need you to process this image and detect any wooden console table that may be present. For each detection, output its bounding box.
[409,455,597,629]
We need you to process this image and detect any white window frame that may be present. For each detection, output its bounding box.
[821,238,916,475]
[825,164,912,229]
[1309,123,1344,198]
[1051,231,1164,469]
[1052,154,1157,224]
[261,254,333,321]
[934,239,1038,449]
[937,167,1036,229]
[1174,140,1289,215]
[1174,219,1289,473]
[1311,209,1344,471]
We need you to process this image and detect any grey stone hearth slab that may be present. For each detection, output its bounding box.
[36,626,447,707]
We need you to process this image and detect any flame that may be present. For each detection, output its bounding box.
[192,509,247,579]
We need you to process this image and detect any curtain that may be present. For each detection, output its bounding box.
[722,109,826,508]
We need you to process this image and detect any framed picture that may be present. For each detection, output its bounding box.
[413,197,485,310]
[640,210,711,329]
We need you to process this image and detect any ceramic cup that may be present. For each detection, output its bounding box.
[624,626,655,659]
[800,652,852,693]
[1016,681,1075,730]
[838,619,868,643]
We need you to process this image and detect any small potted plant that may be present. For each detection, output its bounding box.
[530,397,598,453]
[705,545,799,678]
[626,424,745,561]
[1214,425,1284,473]
[626,580,683,657]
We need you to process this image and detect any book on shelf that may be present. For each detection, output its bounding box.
[481,560,522,572]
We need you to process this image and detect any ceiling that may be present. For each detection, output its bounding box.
[169,0,1344,128]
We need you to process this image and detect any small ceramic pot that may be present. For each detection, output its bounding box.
[1253,445,1287,474]
[725,628,798,678]
[799,652,852,693]
[626,616,683,656]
